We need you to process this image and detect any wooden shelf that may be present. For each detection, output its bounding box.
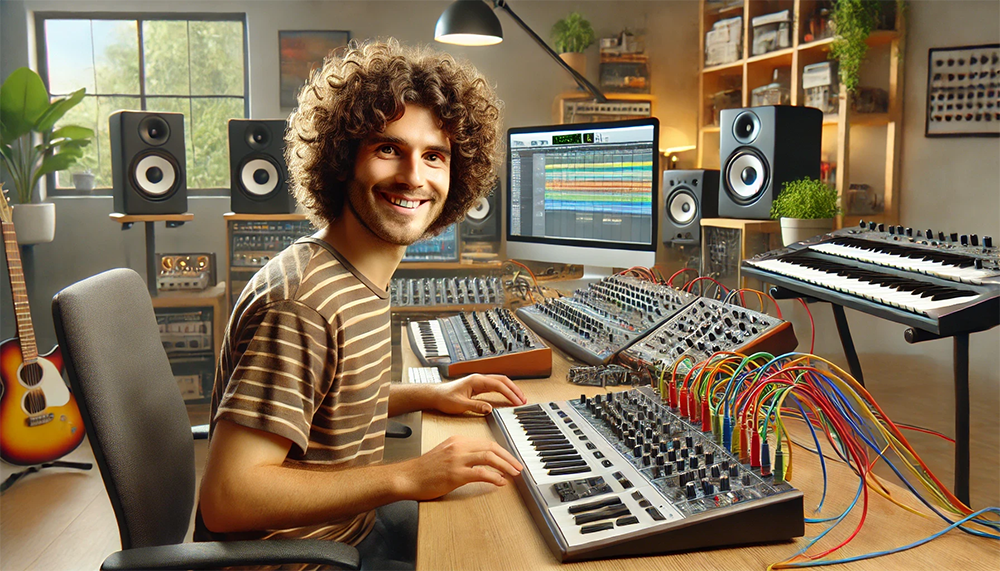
[701,218,780,232]
[746,46,795,66]
[223,212,307,221]
[703,59,745,74]
[798,36,836,54]
[150,282,227,307]
[701,125,722,133]
[109,212,194,224]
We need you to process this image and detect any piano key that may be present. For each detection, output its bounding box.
[811,239,998,284]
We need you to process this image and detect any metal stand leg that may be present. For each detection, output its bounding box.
[954,333,970,506]
[831,304,864,387]
[0,461,93,493]
[145,221,156,297]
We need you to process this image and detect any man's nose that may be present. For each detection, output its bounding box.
[395,154,424,188]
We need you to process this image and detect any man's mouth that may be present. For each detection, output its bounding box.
[380,192,426,210]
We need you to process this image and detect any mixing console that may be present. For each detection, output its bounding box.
[515,275,698,365]
[390,276,505,309]
[408,308,551,378]
[489,386,803,562]
[229,220,312,268]
[618,296,798,374]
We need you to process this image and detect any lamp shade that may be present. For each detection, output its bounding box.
[434,0,503,46]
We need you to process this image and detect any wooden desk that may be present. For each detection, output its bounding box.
[401,330,998,570]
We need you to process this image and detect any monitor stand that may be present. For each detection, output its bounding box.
[552,265,614,295]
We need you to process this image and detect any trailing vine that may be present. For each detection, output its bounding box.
[829,0,881,92]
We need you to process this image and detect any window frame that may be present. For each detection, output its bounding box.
[35,11,250,197]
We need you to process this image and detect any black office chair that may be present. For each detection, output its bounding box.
[52,268,360,570]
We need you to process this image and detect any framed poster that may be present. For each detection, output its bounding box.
[925,44,999,137]
[279,30,351,108]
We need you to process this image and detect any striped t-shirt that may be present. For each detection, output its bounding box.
[195,237,391,546]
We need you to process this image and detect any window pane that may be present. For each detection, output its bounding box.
[143,21,190,96]
[44,20,95,94]
[93,20,140,95]
[54,95,98,189]
[189,21,245,96]
[189,97,244,189]
[96,96,142,189]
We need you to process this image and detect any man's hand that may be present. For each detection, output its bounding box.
[399,436,523,500]
[431,373,527,415]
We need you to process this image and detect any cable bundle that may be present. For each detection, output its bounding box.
[651,350,999,568]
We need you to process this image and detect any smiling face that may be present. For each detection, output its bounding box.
[345,104,452,247]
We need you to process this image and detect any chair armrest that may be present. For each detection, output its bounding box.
[386,419,412,439]
[100,539,360,570]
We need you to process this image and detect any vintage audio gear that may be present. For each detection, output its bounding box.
[515,275,698,365]
[110,110,187,215]
[617,296,798,374]
[407,308,551,378]
[742,222,1000,336]
[390,276,505,309]
[717,106,821,220]
[662,170,720,245]
[155,253,216,292]
[488,386,803,561]
[230,219,313,268]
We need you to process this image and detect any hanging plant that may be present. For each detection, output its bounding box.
[829,0,881,93]
[551,12,596,54]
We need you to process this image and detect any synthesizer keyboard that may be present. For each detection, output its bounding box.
[618,296,798,373]
[408,308,551,378]
[742,223,1000,336]
[516,275,698,365]
[489,386,803,562]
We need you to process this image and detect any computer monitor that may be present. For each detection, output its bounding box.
[506,117,659,278]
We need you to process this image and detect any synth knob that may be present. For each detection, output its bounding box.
[694,444,704,455]
[729,464,740,477]
[859,220,866,228]
[702,479,714,495]
[711,464,721,478]
[705,452,714,465]
[877,223,885,232]
[719,474,731,492]
[685,481,698,500]
[975,259,984,270]
[680,447,690,459]
[971,234,980,246]
[667,449,677,462]
[698,466,707,479]
[689,456,699,470]
[939,231,946,241]
[685,435,694,448]
[906,227,913,237]
[985,236,994,248]
[897,225,905,235]
[869,221,878,231]
[961,235,969,246]
[888,225,895,235]
[927,229,933,240]
[951,232,959,242]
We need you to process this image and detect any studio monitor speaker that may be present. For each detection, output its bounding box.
[460,182,500,243]
[110,111,187,215]
[662,169,719,245]
[229,119,294,214]
[718,106,822,220]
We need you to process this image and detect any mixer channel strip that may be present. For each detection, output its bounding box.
[488,387,803,562]
[618,296,798,374]
[407,308,551,379]
[515,275,698,365]
[390,276,505,311]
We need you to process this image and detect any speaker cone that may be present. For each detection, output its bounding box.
[724,148,769,204]
[138,115,171,146]
[133,153,178,197]
[245,123,273,150]
[466,196,491,221]
[667,189,698,226]
[732,110,761,145]
[239,157,280,197]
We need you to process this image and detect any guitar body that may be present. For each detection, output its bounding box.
[0,337,86,465]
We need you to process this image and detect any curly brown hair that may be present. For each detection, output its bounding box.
[285,39,504,234]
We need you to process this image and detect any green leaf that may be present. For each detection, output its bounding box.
[30,152,80,188]
[34,88,86,132]
[51,124,95,141]
[0,68,51,142]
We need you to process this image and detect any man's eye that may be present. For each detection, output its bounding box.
[379,145,396,155]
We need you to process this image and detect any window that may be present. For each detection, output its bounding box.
[36,13,248,195]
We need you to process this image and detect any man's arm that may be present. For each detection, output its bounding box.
[199,419,523,534]
[387,373,527,417]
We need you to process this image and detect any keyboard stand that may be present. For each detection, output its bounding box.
[769,285,977,507]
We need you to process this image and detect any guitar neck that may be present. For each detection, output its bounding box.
[2,220,37,362]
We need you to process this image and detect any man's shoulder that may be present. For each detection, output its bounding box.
[243,239,347,309]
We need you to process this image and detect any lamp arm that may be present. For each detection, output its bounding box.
[494,0,608,103]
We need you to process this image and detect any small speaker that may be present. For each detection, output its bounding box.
[110,111,187,215]
[229,119,294,214]
[661,170,719,245]
[718,106,822,220]
[460,183,500,243]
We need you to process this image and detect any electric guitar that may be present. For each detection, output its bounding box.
[0,186,85,465]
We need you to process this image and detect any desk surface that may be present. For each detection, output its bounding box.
[401,331,998,570]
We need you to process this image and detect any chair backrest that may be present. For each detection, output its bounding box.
[52,268,196,550]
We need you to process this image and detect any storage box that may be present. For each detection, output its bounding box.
[751,83,790,106]
[751,10,791,56]
[802,61,837,89]
[803,61,839,114]
[711,89,742,125]
[804,85,838,114]
[705,16,742,66]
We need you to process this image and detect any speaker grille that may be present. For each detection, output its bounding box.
[131,151,180,198]
[239,157,281,197]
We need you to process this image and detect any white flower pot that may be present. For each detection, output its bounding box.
[12,203,56,245]
[780,217,833,247]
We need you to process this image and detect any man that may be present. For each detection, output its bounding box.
[196,40,524,569]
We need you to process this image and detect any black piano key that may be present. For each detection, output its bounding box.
[538,449,580,458]
[542,459,588,470]
[548,466,592,476]
[567,496,623,515]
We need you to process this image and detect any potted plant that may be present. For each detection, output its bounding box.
[830,0,903,92]
[0,67,93,244]
[551,12,596,78]
[770,177,842,246]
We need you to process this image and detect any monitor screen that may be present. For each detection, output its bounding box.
[506,118,659,270]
